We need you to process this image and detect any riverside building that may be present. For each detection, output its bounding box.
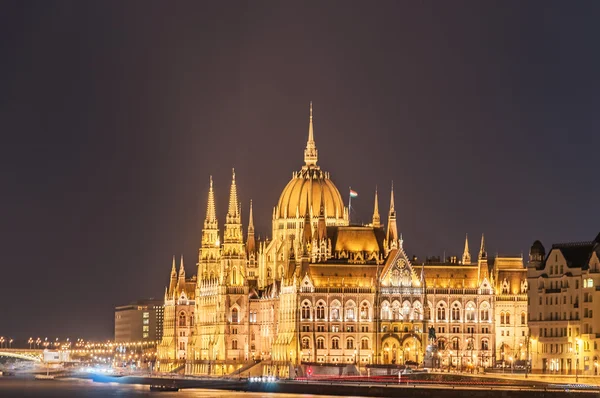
[157,104,530,377]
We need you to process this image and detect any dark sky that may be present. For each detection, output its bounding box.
[1,1,599,340]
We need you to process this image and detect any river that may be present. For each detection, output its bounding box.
[0,377,366,398]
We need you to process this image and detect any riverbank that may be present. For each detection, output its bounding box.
[84,373,599,397]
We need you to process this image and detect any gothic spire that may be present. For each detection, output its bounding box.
[227,168,240,218]
[479,233,487,259]
[246,200,256,254]
[317,188,327,241]
[304,101,318,167]
[177,255,186,294]
[205,175,217,228]
[372,186,381,228]
[462,234,471,264]
[386,181,398,249]
[178,255,186,278]
[168,255,177,295]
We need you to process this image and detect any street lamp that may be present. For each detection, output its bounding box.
[509,356,514,373]
[9,339,13,349]
[575,337,581,383]
[28,337,33,349]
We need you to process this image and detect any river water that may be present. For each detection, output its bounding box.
[0,378,366,398]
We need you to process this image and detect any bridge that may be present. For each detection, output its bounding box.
[0,349,43,362]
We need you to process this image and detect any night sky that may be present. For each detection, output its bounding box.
[1,2,599,340]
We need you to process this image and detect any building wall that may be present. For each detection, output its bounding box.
[114,300,163,343]
[527,243,600,375]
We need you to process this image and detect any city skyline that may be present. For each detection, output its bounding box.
[2,2,599,340]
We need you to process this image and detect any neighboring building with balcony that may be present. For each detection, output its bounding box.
[527,233,600,374]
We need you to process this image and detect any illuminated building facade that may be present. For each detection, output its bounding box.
[156,104,530,377]
[527,234,600,375]
[157,256,196,370]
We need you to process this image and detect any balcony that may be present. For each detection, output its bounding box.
[545,288,561,294]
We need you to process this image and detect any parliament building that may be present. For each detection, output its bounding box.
[157,104,528,377]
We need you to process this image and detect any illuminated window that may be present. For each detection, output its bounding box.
[143,312,149,318]
[143,319,149,325]
[317,338,325,349]
[331,338,339,350]
[143,326,149,332]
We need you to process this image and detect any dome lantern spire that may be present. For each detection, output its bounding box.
[304,101,318,167]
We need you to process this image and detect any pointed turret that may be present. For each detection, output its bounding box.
[178,255,186,286]
[372,187,381,228]
[303,101,318,167]
[199,176,220,279]
[205,176,217,228]
[168,255,177,295]
[317,190,327,241]
[479,233,487,260]
[246,200,256,254]
[227,169,240,219]
[386,182,398,250]
[478,233,489,283]
[462,234,471,264]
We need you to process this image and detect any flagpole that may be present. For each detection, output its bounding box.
[348,186,352,225]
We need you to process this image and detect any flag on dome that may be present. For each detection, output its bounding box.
[349,189,358,198]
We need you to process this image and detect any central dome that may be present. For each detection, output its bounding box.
[275,103,347,223]
[277,167,345,219]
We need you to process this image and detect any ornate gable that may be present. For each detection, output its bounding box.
[380,248,420,287]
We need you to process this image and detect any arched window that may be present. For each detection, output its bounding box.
[520,312,526,325]
[481,339,489,350]
[452,338,460,350]
[179,342,185,350]
[331,302,340,320]
[232,268,237,285]
[232,340,238,350]
[346,338,354,349]
[505,312,511,324]
[302,303,311,319]
[465,303,475,322]
[451,303,461,321]
[317,337,325,349]
[500,312,505,325]
[316,303,325,319]
[413,301,423,320]
[480,304,489,321]
[360,303,369,320]
[331,337,340,350]
[179,312,186,327]
[437,303,446,321]
[190,313,194,327]
[232,308,238,323]
[361,338,369,350]
[392,301,400,320]
[267,267,272,279]
[402,301,411,319]
[302,337,310,349]
[437,339,446,350]
[346,302,355,320]
[381,302,390,320]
